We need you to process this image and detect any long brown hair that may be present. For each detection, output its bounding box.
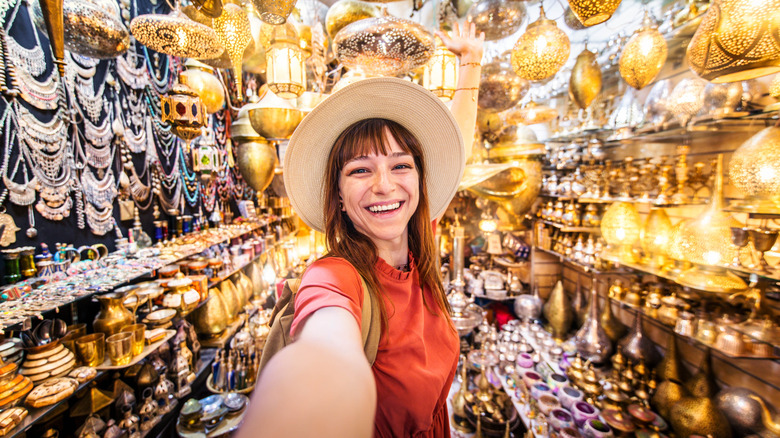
[322,118,452,334]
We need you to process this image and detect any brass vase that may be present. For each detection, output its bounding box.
[572,283,589,327]
[247,261,264,299]
[686,348,716,398]
[670,395,733,438]
[651,378,689,419]
[655,331,688,382]
[188,288,228,338]
[237,141,277,193]
[569,47,602,109]
[543,280,574,341]
[233,271,254,305]
[618,312,660,367]
[574,288,612,364]
[716,387,780,436]
[93,290,137,336]
[599,298,626,344]
[219,279,241,322]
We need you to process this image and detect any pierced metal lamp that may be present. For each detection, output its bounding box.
[666,77,707,128]
[569,46,602,109]
[130,10,223,59]
[619,11,667,90]
[567,0,622,27]
[601,202,641,263]
[265,24,306,99]
[687,0,780,83]
[212,3,251,100]
[676,155,748,293]
[511,5,570,81]
[640,207,672,268]
[765,74,780,112]
[728,127,780,214]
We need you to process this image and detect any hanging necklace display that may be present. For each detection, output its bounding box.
[26,204,36,237]
[5,11,46,77]
[75,72,108,124]
[0,111,37,207]
[81,166,117,208]
[200,176,216,212]
[116,42,149,91]
[142,45,171,95]
[158,158,182,213]
[84,200,114,235]
[180,147,199,207]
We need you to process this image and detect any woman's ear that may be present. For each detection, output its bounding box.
[339,196,346,212]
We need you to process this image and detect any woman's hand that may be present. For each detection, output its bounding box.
[435,22,485,64]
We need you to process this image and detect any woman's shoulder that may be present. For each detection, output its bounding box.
[301,257,361,288]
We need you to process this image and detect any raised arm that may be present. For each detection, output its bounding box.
[436,22,485,164]
[238,306,376,438]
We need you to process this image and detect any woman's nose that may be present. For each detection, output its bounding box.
[371,168,394,193]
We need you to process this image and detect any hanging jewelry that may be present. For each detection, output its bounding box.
[0,206,19,246]
[75,73,108,124]
[5,25,46,77]
[26,204,35,238]
[84,201,114,236]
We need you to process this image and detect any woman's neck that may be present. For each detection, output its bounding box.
[375,241,409,271]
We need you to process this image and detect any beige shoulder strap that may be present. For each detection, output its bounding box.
[357,276,381,366]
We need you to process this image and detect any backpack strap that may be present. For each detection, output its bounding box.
[357,276,381,366]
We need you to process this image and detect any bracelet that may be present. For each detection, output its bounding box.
[460,62,481,68]
[455,87,479,91]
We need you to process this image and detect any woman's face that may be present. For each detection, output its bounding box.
[338,131,420,250]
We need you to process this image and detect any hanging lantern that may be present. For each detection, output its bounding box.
[666,77,707,128]
[676,155,747,293]
[687,0,780,83]
[567,0,622,27]
[191,0,222,18]
[728,127,780,214]
[619,11,667,90]
[506,101,558,125]
[478,61,529,112]
[764,74,780,112]
[180,59,225,114]
[423,39,458,100]
[130,10,223,59]
[325,0,382,40]
[640,208,673,268]
[193,135,221,183]
[253,0,296,25]
[161,83,207,147]
[265,24,306,99]
[212,3,251,100]
[242,3,268,74]
[569,46,602,109]
[511,6,570,81]
[466,0,526,42]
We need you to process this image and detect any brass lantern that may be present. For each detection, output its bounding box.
[687,0,780,83]
[180,59,225,114]
[253,0,296,25]
[640,207,673,268]
[130,10,223,59]
[193,135,221,183]
[728,127,780,214]
[511,6,570,81]
[265,23,306,99]
[619,11,667,90]
[676,155,747,293]
[161,83,207,147]
[423,37,458,101]
[325,0,382,40]
[666,77,707,128]
[600,201,641,263]
[212,3,252,100]
[567,0,622,27]
[569,46,602,109]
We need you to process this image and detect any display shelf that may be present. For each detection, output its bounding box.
[0,224,264,332]
[198,314,248,349]
[535,247,615,276]
[6,369,107,438]
[95,329,176,370]
[537,220,601,234]
[207,253,263,289]
[495,369,537,437]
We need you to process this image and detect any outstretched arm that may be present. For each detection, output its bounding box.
[436,22,485,164]
[238,306,376,438]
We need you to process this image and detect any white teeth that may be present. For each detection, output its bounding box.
[368,202,400,213]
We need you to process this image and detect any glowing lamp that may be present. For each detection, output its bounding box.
[423,37,458,101]
[511,6,570,81]
[640,208,672,268]
[265,24,306,99]
[600,202,641,262]
[619,11,667,90]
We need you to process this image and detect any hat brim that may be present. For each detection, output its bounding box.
[283,77,465,233]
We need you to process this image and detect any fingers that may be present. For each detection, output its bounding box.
[452,21,460,37]
[469,22,476,39]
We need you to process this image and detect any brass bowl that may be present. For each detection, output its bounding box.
[237,141,278,192]
[247,105,303,140]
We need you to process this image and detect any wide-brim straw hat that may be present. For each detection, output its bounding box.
[283,77,465,233]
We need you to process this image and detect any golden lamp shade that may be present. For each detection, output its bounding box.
[478,61,529,112]
[569,47,602,109]
[38,0,65,76]
[601,202,641,246]
[252,0,296,25]
[325,0,381,40]
[180,59,225,114]
[130,10,223,59]
[231,105,264,144]
[563,6,587,31]
[506,101,558,125]
[728,127,780,213]
[191,0,222,18]
[465,0,526,42]
[242,3,268,74]
[334,16,435,77]
[667,77,707,127]
[247,88,303,140]
[237,140,278,192]
[666,219,690,262]
[619,12,667,90]
[687,0,780,83]
[641,208,672,267]
[266,24,307,99]
[567,0,622,27]
[213,3,252,100]
[771,74,780,99]
[463,159,543,224]
[511,6,570,81]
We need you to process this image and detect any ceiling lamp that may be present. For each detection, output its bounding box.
[600,201,641,263]
[253,0,296,25]
[466,0,526,42]
[687,0,780,83]
[728,127,780,214]
[191,0,222,18]
[676,155,748,293]
[161,83,207,147]
[506,101,558,125]
[247,87,303,141]
[212,3,251,100]
[665,219,692,276]
[423,37,458,101]
[334,16,434,77]
[265,22,306,99]
[567,0,622,27]
[511,6,570,81]
[242,3,267,74]
[666,77,707,127]
[131,10,223,59]
[563,7,586,31]
[478,61,529,112]
[640,207,672,269]
[179,59,225,114]
[569,46,602,109]
[325,0,381,40]
[619,11,667,90]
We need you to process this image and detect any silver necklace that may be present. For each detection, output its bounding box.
[4,24,45,77]
[75,74,108,124]
[85,202,114,235]
[11,62,60,110]
[81,166,117,208]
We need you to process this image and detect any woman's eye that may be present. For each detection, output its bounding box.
[347,168,368,175]
[394,163,413,170]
